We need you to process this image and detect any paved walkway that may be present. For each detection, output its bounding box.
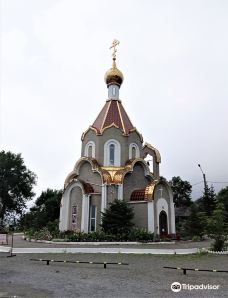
[11,247,198,254]
[1,234,211,255]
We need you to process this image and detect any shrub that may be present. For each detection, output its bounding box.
[33,227,52,241]
[62,229,154,242]
[211,239,225,252]
[127,229,154,242]
[24,228,155,242]
[46,219,59,237]
[192,235,201,242]
[101,199,134,234]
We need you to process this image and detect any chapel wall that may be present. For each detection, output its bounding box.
[106,185,118,204]
[77,162,102,193]
[153,183,172,234]
[81,127,143,167]
[129,202,148,230]
[123,163,150,201]
[69,186,82,231]
[81,130,98,158]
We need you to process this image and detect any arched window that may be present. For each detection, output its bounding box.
[88,145,93,158]
[132,146,136,159]
[84,141,95,158]
[109,144,115,165]
[129,143,140,159]
[104,139,121,166]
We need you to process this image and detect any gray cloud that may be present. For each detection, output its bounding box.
[1,0,228,202]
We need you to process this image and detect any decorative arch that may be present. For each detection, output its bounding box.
[64,171,77,189]
[64,157,103,187]
[156,180,173,200]
[74,157,100,174]
[129,143,140,159]
[142,143,161,163]
[156,197,169,234]
[122,158,153,182]
[84,141,95,158]
[60,180,85,231]
[68,182,84,231]
[104,139,121,166]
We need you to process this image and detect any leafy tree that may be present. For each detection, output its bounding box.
[197,185,216,216]
[20,189,62,231]
[101,199,134,235]
[170,176,192,207]
[216,186,228,222]
[0,150,36,226]
[206,202,228,251]
[184,203,206,239]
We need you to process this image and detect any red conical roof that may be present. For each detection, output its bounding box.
[92,100,134,135]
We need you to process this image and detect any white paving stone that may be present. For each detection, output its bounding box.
[12,247,198,254]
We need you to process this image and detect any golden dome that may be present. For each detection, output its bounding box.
[104,58,124,87]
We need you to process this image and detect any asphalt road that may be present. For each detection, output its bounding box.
[0,253,227,297]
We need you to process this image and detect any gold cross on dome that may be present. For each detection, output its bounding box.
[110,39,120,59]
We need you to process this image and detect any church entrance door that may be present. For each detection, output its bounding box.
[159,211,168,236]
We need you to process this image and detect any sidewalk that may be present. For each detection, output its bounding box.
[12,246,199,254]
[4,234,210,255]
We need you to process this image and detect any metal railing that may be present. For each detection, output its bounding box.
[164,266,228,275]
[30,258,129,269]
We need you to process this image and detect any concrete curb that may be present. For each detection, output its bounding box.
[12,247,199,255]
[207,250,228,255]
[24,238,175,245]
[0,245,12,253]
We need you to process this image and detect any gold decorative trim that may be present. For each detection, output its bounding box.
[73,157,102,177]
[129,128,144,142]
[81,126,100,140]
[101,100,111,131]
[142,142,161,163]
[100,122,121,134]
[121,158,153,183]
[101,166,125,184]
[117,101,126,134]
[64,171,78,188]
[144,182,156,200]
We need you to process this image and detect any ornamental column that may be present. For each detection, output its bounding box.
[81,194,90,232]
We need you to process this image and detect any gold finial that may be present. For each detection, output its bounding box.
[105,39,123,87]
[109,39,120,59]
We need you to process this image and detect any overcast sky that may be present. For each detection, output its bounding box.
[1,0,228,203]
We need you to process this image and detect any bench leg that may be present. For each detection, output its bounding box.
[183,269,186,275]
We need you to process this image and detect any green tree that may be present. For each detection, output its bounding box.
[197,185,216,216]
[184,203,206,239]
[216,186,228,222]
[0,150,36,226]
[101,199,134,234]
[206,202,228,251]
[20,188,62,231]
[170,176,192,207]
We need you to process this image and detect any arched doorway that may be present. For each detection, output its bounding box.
[159,211,168,236]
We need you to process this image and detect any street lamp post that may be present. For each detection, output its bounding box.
[198,164,208,194]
